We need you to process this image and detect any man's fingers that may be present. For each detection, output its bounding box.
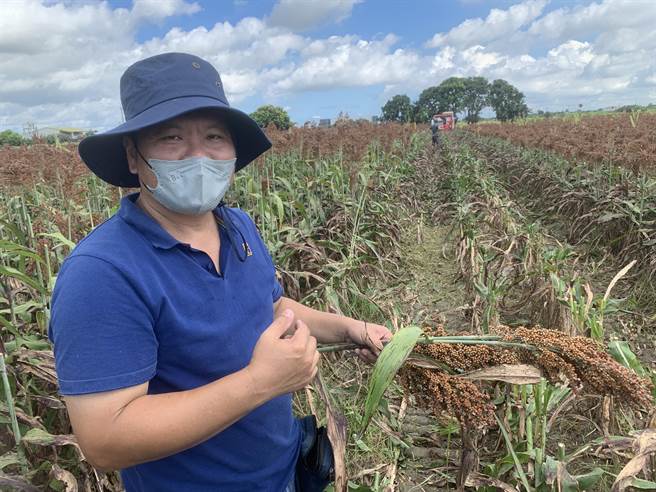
[356,348,378,364]
[266,309,296,339]
[290,319,310,343]
[307,333,317,352]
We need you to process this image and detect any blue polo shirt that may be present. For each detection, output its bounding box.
[48,193,300,491]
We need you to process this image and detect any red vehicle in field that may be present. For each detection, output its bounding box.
[431,112,456,131]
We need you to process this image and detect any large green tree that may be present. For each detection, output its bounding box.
[462,76,489,124]
[488,79,529,122]
[249,105,292,130]
[413,77,466,122]
[413,86,440,123]
[381,94,414,122]
[435,77,467,115]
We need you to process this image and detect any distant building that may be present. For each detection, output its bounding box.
[35,127,90,141]
[304,118,332,128]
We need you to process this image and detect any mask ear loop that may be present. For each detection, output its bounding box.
[133,141,157,192]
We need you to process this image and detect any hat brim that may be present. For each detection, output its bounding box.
[78,96,272,187]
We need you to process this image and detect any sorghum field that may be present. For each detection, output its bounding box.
[471,113,656,173]
[0,119,654,491]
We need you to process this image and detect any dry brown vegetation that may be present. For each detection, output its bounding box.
[470,113,656,172]
[0,122,417,189]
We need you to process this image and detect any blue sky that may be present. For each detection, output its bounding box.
[1,0,655,131]
[129,1,486,44]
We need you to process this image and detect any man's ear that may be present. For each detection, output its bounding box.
[123,135,138,174]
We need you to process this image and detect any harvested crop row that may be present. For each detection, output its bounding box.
[451,131,656,304]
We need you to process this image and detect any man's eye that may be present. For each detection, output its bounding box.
[208,134,224,140]
[161,135,181,141]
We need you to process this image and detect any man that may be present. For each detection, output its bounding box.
[430,114,442,147]
[48,52,391,492]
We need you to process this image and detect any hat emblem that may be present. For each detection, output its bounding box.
[192,62,201,69]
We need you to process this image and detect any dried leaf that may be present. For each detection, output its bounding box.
[583,283,594,317]
[460,364,543,385]
[32,394,66,410]
[51,465,79,492]
[314,372,347,492]
[603,260,636,303]
[457,427,480,491]
[0,452,21,472]
[465,472,517,491]
[0,401,46,430]
[14,349,58,386]
[0,473,40,492]
[544,456,578,492]
[612,429,656,492]
[21,428,79,450]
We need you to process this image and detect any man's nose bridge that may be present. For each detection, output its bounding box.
[185,131,206,158]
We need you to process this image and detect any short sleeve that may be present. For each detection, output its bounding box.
[230,209,284,302]
[48,255,158,395]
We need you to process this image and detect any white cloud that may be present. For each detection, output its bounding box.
[426,0,548,49]
[431,46,456,72]
[0,0,201,104]
[131,0,202,22]
[267,0,361,31]
[528,0,656,45]
[272,34,420,92]
[421,0,656,111]
[460,45,504,73]
[547,40,594,70]
[146,19,305,71]
[2,0,656,130]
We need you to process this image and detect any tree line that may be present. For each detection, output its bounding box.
[382,77,529,124]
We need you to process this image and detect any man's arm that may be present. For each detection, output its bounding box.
[64,310,318,472]
[274,296,357,344]
[273,297,392,362]
[67,370,263,471]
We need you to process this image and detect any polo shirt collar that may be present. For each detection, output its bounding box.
[117,194,241,254]
[118,193,181,250]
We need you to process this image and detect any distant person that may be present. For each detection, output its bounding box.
[430,114,444,147]
[48,52,392,492]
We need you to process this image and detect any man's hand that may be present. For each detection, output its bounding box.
[246,309,320,398]
[346,321,392,363]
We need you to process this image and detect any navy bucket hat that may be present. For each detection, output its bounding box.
[78,52,272,187]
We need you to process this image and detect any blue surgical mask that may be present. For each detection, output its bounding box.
[142,155,236,215]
